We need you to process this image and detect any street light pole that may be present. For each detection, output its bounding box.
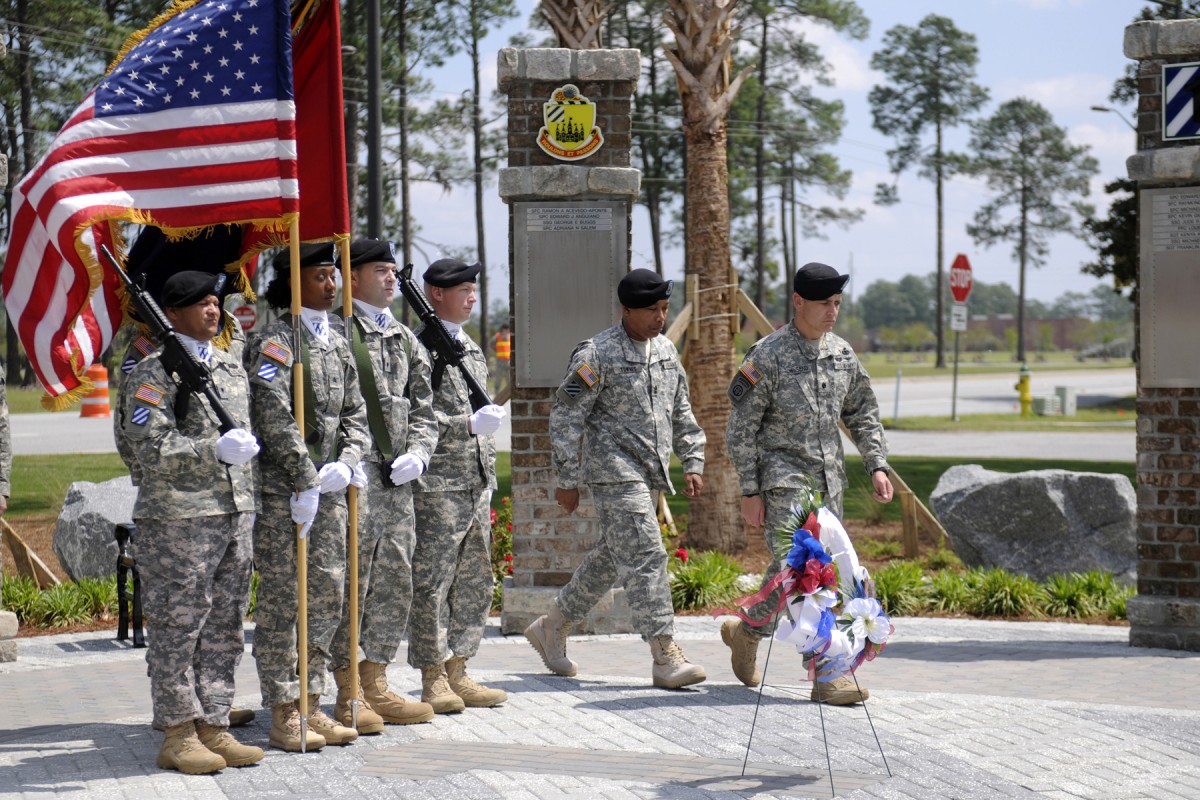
[1090,105,1138,132]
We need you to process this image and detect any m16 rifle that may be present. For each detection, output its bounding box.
[98,243,237,432]
[396,263,492,412]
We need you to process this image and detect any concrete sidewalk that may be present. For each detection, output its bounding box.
[2,616,1198,799]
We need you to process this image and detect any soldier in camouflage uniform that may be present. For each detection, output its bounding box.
[112,283,257,730]
[407,258,508,713]
[328,239,437,731]
[524,269,708,690]
[721,262,893,705]
[247,243,369,752]
[122,272,263,774]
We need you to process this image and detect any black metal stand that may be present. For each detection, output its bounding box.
[114,524,145,648]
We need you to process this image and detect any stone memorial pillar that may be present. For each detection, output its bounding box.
[1124,20,1200,651]
[496,48,642,635]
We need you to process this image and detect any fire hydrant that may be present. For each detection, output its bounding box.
[1014,363,1032,417]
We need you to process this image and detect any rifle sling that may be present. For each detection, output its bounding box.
[351,317,394,463]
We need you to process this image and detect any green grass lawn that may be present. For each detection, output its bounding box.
[9,449,1134,536]
[662,455,1135,527]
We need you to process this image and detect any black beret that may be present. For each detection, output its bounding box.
[423,258,481,288]
[793,262,849,301]
[349,238,396,268]
[161,270,226,309]
[271,241,337,272]
[618,268,673,309]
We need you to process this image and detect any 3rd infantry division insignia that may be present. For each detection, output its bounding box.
[537,84,604,162]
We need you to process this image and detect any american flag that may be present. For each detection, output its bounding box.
[1,0,298,404]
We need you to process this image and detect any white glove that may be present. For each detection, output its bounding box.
[349,461,369,489]
[468,404,506,436]
[389,453,425,486]
[289,486,320,538]
[317,462,352,494]
[215,428,260,465]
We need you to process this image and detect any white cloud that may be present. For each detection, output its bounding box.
[994,73,1114,112]
[796,19,879,94]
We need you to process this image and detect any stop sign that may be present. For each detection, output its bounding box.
[232,304,258,332]
[949,254,973,303]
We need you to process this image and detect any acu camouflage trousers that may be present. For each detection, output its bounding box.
[556,482,675,640]
[331,466,417,668]
[135,512,254,729]
[253,492,347,707]
[740,485,843,640]
[407,487,493,669]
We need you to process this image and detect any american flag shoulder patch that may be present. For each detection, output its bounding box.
[133,384,164,406]
[576,363,598,387]
[132,336,156,356]
[130,406,151,426]
[739,361,762,384]
[263,340,291,364]
[257,362,279,382]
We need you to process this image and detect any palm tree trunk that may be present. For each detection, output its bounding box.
[663,0,754,552]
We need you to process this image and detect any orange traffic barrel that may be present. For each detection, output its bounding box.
[80,364,111,418]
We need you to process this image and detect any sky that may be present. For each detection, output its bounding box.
[409,0,1145,310]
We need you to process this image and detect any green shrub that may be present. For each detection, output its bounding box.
[857,538,902,560]
[1043,573,1099,618]
[33,584,93,628]
[873,561,929,616]
[73,576,118,619]
[1,575,41,624]
[929,571,973,613]
[1107,590,1132,620]
[922,549,962,571]
[247,570,260,619]
[968,568,1046,618]
[669,550,743,610]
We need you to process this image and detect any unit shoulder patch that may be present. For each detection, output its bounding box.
[728,360,762,404]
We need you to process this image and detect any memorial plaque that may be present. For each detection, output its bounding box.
[514,201,627,387]
[1140,186,1200,387]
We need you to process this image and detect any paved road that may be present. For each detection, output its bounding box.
[872,367,1136,419]
[2,616,1198,799]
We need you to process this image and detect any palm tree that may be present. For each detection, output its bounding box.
[541,0,611,48]
[662,0,752,551]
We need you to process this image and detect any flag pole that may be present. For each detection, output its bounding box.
[339,237,360,731]
[289,217,311,752]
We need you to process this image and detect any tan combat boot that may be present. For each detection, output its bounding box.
[333,665,385,734]
[360,660,435,724]
[650,635,707,689]
[420,664,466,714]
[155,720,226,774]
[268,701,326,753]
[720,619,762,687]
[195,721,264,767]
[523,606,578,676]
[307,694,358,745]
[228,708,255,727]
[811,675,869,705]
[445,656,507,708]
